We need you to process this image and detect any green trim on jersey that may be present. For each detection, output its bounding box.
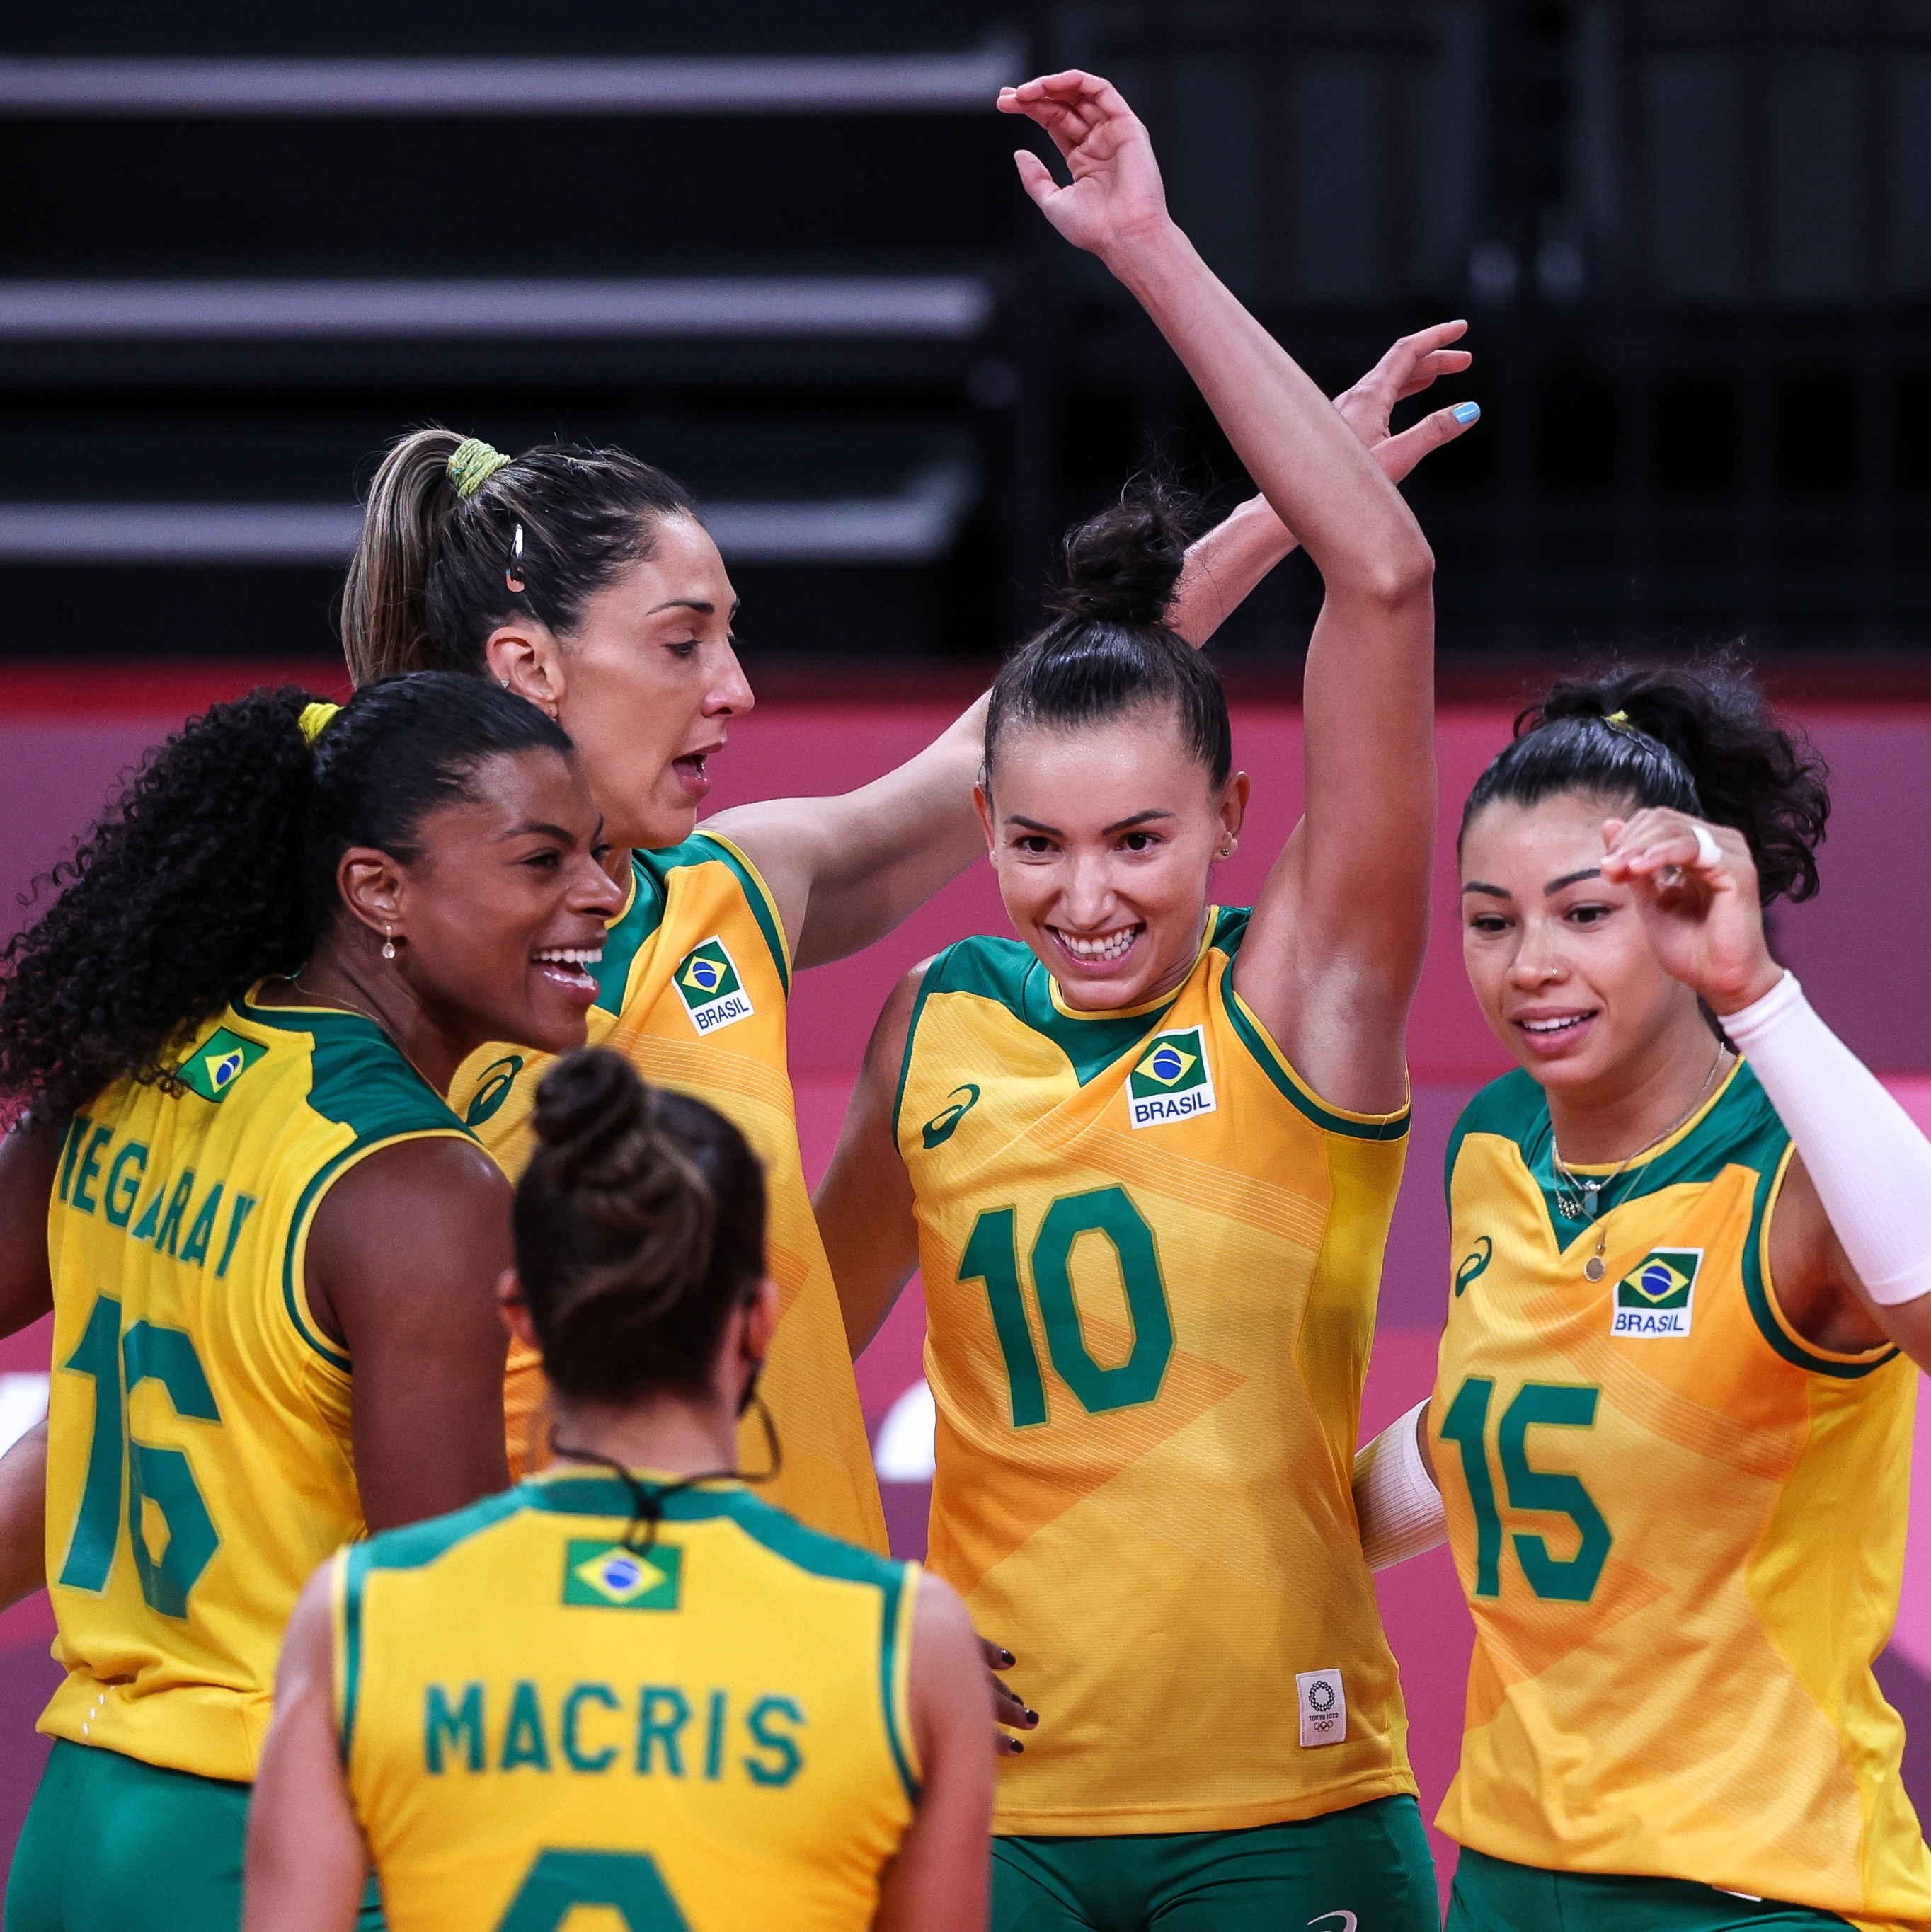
[590,858,667,1016]
[912,936,1180,1089]
[597,836,793,1016]
[234,999,474,1372]
[688,832,792,996]
[1443,1062,1898,1382]
[1213,909,1410,1142]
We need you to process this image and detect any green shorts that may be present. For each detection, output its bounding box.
[1447,1845,1854,1931]
[5,1737,384,1932]
[992,1793,1439,1932]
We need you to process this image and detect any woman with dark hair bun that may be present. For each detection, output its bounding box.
[245,1050,994,1932]
[338,297,1476,1556]
[0,674,624,1932]
[1352,657,1931,1928]
[816,69,1460,1931]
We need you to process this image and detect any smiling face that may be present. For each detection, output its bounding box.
[513,513,752,853]
[1460,790,1709,1096]
[978,705,1246,1012]
[369,745,627,1059]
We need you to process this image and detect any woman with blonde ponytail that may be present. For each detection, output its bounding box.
[339,289,1476,1556]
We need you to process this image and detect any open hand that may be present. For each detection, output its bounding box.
[982,1635,1038,1757]
[997,70,1170,263]
[1600,807,1784,1015]
[1337,320,1479,485]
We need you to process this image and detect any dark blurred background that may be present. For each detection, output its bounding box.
[8,0,1931,673]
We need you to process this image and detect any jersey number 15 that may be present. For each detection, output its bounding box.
[1438,1377,1612,1604]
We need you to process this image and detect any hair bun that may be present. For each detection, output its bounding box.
[1045,481,1194,631]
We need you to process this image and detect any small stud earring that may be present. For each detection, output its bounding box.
[1218,844,1233,859]
[546,702,559,720]
[382,924,397,961]
[499,677,510,690]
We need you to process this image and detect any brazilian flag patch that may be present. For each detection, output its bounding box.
[1126,1026,1216,1129]
[563,1539,683,1611]
[1610,1248,1701,1338]
[673,937,754,1036]
[178,1027,266,1104]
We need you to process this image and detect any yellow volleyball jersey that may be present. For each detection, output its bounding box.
[42,991,474,1784]
[1433,1059,1931,1926]
[447,834,886,1556]
[337,1470,917,1931]
[897,908,1414,1836]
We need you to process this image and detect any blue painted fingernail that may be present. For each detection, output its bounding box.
[1454,402,1482,425]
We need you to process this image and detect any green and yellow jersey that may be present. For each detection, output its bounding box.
[336,1472,918,1931]
[896,908,1415,1836]
[42,991,475,1785]
[1432,1059,1931,1926]
[448,834,886,1555]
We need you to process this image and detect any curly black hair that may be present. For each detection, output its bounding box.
[0,672,571,1126]
[1460,652,1830,905]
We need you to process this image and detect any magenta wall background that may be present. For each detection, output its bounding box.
[1,673,1927,1895]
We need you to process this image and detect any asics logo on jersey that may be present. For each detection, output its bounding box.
[1308,1915,1358,1931]
[1611,1247,1702,1338]
[673,938,755,1035]
[1127,1028,1217,1129]
[1455,1236,1494,1296]
[464,1054,523,1127]
[178,1027,265,1104]
[922,1085,981,1149]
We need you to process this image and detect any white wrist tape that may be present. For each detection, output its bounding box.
[1724,972,1931,1307]
[1352,1398,1445,1572]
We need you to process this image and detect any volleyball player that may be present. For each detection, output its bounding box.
[813,69,1445,1928]
[245,1049,992,1931]
[0,677,623,1931]
[1353,664,1931,1927]
[336,312,1476,1549]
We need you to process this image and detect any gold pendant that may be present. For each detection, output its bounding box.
[1584,1255,1606,1282]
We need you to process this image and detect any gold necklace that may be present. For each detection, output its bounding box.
[285,971,439,1093]
[1552,1045,1729,1282]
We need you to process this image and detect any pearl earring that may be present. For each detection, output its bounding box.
[382,924,397,961]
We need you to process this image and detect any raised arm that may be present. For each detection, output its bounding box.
[1002,71,1440,1114]
[305,1137,512,1531]
[709,329,1469,974]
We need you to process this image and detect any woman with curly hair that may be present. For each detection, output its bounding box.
[0,674,622,1932]
[1352,662,1931,1928]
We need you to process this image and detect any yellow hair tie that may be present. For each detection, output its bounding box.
[1605,710,1631,727]
[447,437,512,500]
[299,701,342,747]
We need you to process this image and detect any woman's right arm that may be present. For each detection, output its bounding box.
[815,967,927,1357]
[873,1571,995,1932]
[0,1120,59,1609]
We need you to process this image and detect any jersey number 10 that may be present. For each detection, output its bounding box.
[57,1294,222,1618]
[959,1185,1175,1426]
[1438,1377,1612,1604]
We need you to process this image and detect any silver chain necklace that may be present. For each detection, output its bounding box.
[1552,1045,1729,1282]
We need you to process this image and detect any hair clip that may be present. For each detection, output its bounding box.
[505,523,526,595]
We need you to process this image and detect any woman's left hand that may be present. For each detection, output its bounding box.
[1600,807,1784,1016]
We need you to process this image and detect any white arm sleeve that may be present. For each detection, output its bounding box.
[1724,971,1931,1306]
[1351,1398,1445,1571]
